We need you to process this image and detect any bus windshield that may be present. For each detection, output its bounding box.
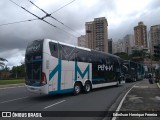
[25,40,43,86]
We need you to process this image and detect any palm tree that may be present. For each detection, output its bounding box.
[0,58,8,69]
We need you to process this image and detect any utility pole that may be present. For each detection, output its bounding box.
[16,66,17,78]
[148,30,153,76]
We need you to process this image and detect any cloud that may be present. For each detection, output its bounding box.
[0,0,160,67]
[0,49,25,67]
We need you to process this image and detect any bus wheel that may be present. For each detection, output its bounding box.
[73,83,81,95]
[116,80,120,87]
[84,82,91,93]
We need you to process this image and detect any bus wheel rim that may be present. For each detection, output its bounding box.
[75,85,80,93]
[86,84,90,92]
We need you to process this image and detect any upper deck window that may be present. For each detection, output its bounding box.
[49,42,58,58]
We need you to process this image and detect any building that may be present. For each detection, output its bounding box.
[134,21,147,48]
[108,38,112,54]
[85,22,94,49]
[113,39,125,54]
[123,34,135,55]
[112,41,117,54]
[77,35,86,48]
[150,25,160,55]
[0,71,10,80]
[113,35,135,55]
[85,17,108,53]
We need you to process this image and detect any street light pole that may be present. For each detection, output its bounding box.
[148,30,152,76]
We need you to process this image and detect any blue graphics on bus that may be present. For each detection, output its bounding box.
[74,61,90,81]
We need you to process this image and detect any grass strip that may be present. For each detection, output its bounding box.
[0,79,25,85]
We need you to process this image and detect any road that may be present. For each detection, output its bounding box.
[0,82,136,120]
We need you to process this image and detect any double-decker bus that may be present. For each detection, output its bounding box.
[122,60,137,82]
[136,63,144,80]
[122,60,144,82]
[25,39,124,95]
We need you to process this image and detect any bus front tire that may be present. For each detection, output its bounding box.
[84,82,92,93]
[116,80,121,87]
[73,83,81,95]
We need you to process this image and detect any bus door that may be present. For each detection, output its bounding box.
[61,70,73,89]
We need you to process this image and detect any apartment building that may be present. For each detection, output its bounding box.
[77,35,87,48]
[150,25,160,54]
[134,21,147,48]
[85,17,108,53]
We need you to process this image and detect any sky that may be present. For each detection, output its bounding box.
[0,0,160,68]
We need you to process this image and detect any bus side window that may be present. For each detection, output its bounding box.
[88,52,92,63]
[53,45,57,51]
[110,56,119,72]
[106,57,110,65]
[59,45,75,61]
[76,49,88,62]
[49,42,58,58]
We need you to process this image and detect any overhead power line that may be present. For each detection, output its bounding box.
[9,0,56,27]
[28,0,81,36]
[8,0,77,38]
[50,0,76,15]
[1,0,77,30]
[0,18,38,27]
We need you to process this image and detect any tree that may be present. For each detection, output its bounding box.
[0,58,8,69]
[130,49,148,62]
[114,52,130,60]
[10,63,25,78]
[153,45,160,60]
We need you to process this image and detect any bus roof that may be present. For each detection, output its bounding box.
[45,39,91,51]
[39,39,121,59]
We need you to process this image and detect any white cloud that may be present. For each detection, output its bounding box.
[115,0,152,16]
[0,0,160,67]
[0,49,25,68]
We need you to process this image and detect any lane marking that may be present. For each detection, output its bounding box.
[44,100,66,109]
[133,85,148,88]
[112,82,139,120]
[0,97,28,104]
[0,86,24,90]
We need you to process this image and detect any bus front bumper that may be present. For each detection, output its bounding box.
[25,85,47,94]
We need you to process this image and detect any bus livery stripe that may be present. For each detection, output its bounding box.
[49,59,62,90]
[74,61,90,81]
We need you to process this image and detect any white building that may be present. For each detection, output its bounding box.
[77,35,86,48]
[113,39,125,54]
[113,34,135,55]
[123,34,135,55]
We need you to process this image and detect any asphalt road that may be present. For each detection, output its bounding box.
[0,82,136,120]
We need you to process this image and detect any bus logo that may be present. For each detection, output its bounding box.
[2,112,11,117]
[98,64,113,71]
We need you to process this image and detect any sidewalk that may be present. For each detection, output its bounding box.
[117,79,160,120]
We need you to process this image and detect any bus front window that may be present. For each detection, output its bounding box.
[25,40,43,86]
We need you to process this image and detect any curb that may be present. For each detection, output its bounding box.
[0,83,25,88]
[157,82,160,88]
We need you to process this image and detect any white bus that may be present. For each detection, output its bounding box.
[25,39,124,95]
